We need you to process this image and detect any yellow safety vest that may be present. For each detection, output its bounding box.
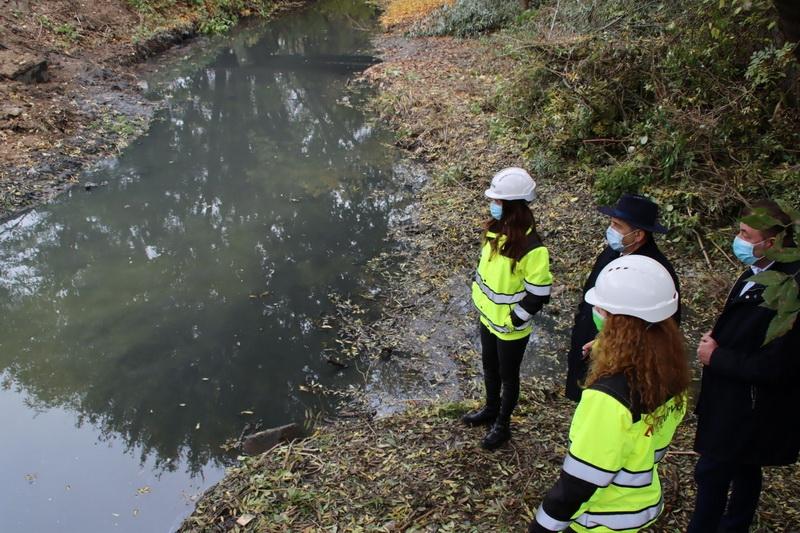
[535,375,686,533]
[471,229,552,340]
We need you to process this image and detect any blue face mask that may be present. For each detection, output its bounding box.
[606,226,634,252]
[732,236,764,266]
[490,202,503,220]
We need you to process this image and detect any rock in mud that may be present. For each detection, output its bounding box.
[0,49,49,83]
[242,423,303,455]
[0,105,23,119]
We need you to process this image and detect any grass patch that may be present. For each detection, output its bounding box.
[36,14,82,45]
[126,0,281,37]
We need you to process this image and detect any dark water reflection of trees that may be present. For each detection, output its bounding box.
[0,0,406,474]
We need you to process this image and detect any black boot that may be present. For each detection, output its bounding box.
[461,406,498,426]
[481,419,511,450]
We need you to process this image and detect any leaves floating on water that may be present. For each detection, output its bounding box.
[248,291,270,300]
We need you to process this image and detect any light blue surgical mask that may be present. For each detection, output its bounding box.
[732,236,765,266]
[605,226,634,252]
[490,202,503,220]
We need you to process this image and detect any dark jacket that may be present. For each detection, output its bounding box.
[565,238,681,401]
[694,260,800,466]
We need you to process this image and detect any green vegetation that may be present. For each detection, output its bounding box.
[488,0,799,246]
[37,14,81,43]
[744,205,800,343]
[418,0,800,339]
[89,113,148,154]
[411,0,522,37]
[125,0,279,37]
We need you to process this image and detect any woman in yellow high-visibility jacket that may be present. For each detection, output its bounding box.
[464,167,553,450]
[529,255,690,533]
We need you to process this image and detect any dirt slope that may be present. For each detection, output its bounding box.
[0,0,299,222]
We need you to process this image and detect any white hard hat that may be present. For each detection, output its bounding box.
[485,167,536,202]
[585,255,678,323]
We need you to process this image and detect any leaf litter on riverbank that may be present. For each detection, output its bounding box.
[179,379,800,532]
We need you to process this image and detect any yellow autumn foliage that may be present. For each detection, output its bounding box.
[379,0,455,28]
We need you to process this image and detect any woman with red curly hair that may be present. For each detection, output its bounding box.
[530,255,690,533]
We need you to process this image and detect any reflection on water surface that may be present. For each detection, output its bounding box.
[0,1,412,531]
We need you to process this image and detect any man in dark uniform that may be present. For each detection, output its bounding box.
[689,200,800,532]
[564,193,681,402]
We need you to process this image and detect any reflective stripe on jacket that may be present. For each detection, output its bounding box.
[470,229,552,340]
[533,374,686,533]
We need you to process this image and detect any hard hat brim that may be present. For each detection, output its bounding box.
[585,287,678,323]
[584,287,600,308]
[484,189,535,202]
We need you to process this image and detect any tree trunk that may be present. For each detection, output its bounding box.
[773,0,800,107]
[773,0,800,60]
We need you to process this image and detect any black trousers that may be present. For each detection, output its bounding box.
[687,455,763,533]
[479,323,529,421]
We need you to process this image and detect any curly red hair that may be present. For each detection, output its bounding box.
[585,315,690,427]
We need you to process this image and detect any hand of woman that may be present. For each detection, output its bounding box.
[581,340,595,359]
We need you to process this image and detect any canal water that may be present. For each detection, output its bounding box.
[0,2,414,531]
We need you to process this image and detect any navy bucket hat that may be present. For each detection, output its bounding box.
[598,193,669,234]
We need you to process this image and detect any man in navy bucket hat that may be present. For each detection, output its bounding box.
[564,193,682,402]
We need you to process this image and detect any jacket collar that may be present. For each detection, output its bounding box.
[726,260,799,306]
[623,236,659,257]
[750,261,775,276]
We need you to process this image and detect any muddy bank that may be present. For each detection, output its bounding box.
[0,0,304,223]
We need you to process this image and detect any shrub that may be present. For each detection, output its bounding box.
[126,0,276,35]
[593,159,651,206]
[412,0,521,37]
[490,0,800,239]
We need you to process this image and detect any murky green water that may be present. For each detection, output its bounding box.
[0,2,414,531]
